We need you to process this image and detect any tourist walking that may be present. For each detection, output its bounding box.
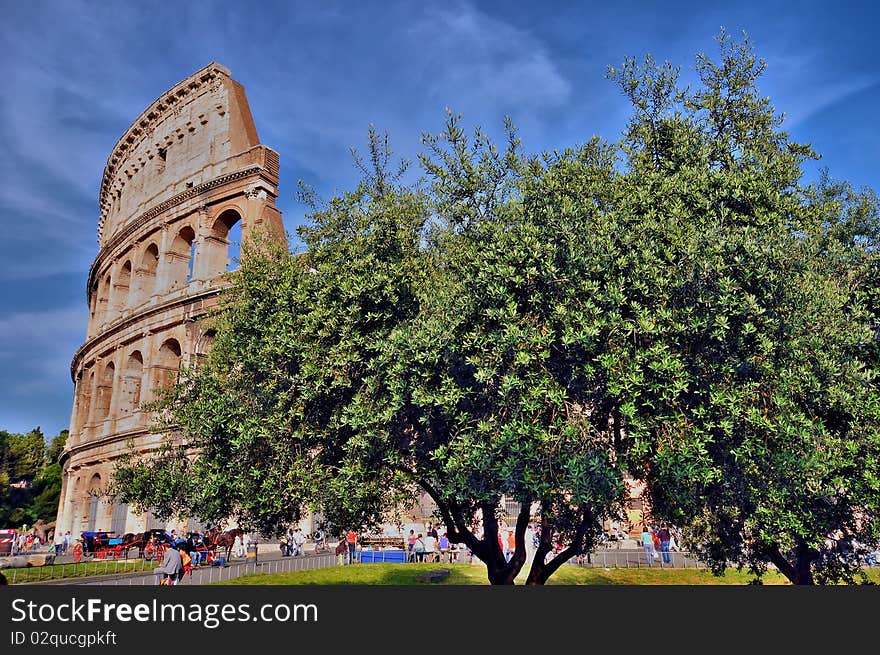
[641,526,655,566]
[292,528,306,557]
[659,523,671,564]
[407,530,417,562]
[346,529,358,565]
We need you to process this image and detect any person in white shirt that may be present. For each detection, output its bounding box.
[422,532,437,562]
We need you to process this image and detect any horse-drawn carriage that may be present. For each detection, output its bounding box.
[141,530,176,561]
[80,531,117,558]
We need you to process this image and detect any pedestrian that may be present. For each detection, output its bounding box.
[505,530,516,562]
[659,523,671,564]
[241,532,250,558]
[641,525,655,566]
[63,531,71,554]
[346,529,358,565]
[413,534,426,562]
[154,542,183,586]
[292,528,306,557]
[313,527,326,553]
[525,523,536,563]
[53,531,64,557]
[423,530,437,562]
[440,532,452,563]
[335,538,347,565]
[407,530,417,562]
[233,534,242,559]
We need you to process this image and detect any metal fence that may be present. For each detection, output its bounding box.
[3,551,339,586]
[566,548,706,569]
[93,552,340,586]
[4,547,703,585]
[3,557,153,584]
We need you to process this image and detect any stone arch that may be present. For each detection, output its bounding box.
[203,207,243,277]
[75,365,94,438]
[121,351,144,414]
[167,225,197,290]
[88,472,103,495]
[97,273,112,324]
[194,329,216,367]
[95,361,115,420]
[115,260,132,312]
[86,473,103,531]
[153,338,182,390]
[134,242,160,304]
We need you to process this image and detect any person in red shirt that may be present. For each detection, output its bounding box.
[346,530,358,565]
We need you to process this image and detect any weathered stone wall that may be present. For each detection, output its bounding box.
[56,63,285,538]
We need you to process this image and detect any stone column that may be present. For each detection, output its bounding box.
[55,468,72,535]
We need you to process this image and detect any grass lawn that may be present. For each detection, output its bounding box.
[219,562,880,585]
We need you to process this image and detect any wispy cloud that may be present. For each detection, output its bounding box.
[406,2,572,112]
[763,50,880,128]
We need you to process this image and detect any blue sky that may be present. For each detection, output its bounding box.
[1,0,878,437]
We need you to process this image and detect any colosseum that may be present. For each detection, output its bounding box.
[54,63,286,537]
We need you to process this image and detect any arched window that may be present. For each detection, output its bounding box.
[167,226,196,290]
[155,338,182,390]
[88,472,102,495]
[134,242,159,304]
[87,473,102,532]
[115,261,132,312]
[96,362,115,419]
[76,366,94,437]
[194,329,216,368]
[203,209,243,277]
[97,274,111,324]
[121,351,144,414]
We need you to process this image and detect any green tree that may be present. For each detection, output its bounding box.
[113,122,629,584]
[1,428,45,483]
[0,428,67,527]
[113,33,879,586]
[604,31,880,584]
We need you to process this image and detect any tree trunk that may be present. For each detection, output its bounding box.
[768,544,816,585]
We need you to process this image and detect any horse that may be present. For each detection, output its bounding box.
[205,528,242,561]
[120,532,148,559]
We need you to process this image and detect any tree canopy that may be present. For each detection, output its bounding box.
[113,32,879,585]
[0,428,67,527]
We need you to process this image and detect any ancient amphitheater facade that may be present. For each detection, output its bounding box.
[55,63,285,536]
